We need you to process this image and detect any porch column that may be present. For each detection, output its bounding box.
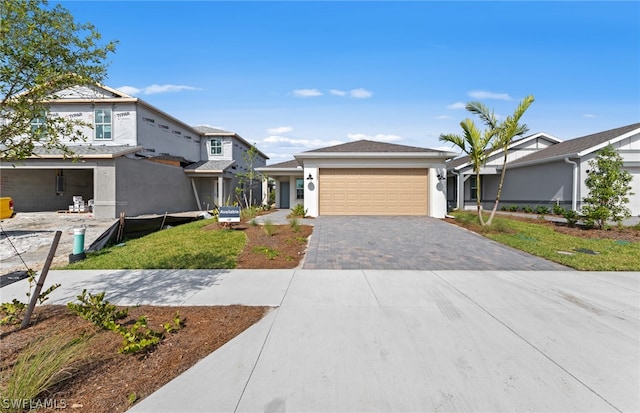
[217,176,223,206]
[190,178,202,211]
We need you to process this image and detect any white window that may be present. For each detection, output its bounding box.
[210,138,222,155]
[95,108,112,140]
[30,113,46,137]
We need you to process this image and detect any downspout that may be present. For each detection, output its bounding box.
[190,178,202,211]
[564,158,578,211]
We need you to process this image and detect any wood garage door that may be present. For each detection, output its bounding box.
[319,168,428,215]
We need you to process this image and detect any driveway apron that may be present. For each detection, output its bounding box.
[303,216,568,270]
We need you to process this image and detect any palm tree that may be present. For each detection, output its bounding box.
[466,95,535,225]
[440,118,494,226]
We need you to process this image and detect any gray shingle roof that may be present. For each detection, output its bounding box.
[305,139,435,153]
[193,125,234,134]
[183,159,235,172]
[261,159,301,169]
[445,132,561,169]
[509,123,640,167]
[32,145,142,158]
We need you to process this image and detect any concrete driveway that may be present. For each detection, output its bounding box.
[303,216,568,270]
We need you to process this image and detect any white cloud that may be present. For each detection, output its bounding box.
[347,133,401,142]
[262,135,342,148]
[583,113,597,118]
[117,85,141,96]
[330,89,347,96]
[116,84,199,96]
[293,88,322,97]
[267,126,293,135]
[468,90,512,101]
[435,115,453,120]
[447,102,466,109]
[350,88,373,99]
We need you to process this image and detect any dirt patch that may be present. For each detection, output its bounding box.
[204,221,313,269]
[0,305,270,412]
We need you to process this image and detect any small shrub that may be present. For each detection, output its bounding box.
[289,218,301,233]
[562,209,580,228]
[163,311,184,334]
[241,206,258,220]
[0,299,26,325]
[522,205,533,213]
[263,220,276,236]
[507,205,519,212]
[249,218,258,226]
[552,204,565,216]
[290,203,307,217]
[67,291,175,354]
[66,289,128,329]
[117,315,164,354]
[535,205,550,216]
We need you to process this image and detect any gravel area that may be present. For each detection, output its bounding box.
[0,212,116,276]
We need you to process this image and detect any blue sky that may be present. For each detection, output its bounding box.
[61,1,639,163]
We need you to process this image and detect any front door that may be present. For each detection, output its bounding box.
[280,182,290,208]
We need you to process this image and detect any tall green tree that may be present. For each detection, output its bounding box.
[1,0,117,160]
[581,145,633,229]
[466,95,535,225]
[440,118,494,226]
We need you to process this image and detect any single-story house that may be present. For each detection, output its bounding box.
[446,132,562,211]
[446,123,640,216]
[503,122,640,215]
[258,140,458,218]
[0,84,268,218]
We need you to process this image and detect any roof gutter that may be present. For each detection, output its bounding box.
[564,157,578,211]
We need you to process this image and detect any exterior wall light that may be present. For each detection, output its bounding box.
[307,173,313,180]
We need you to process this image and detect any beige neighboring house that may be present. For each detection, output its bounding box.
[258,140,457,218]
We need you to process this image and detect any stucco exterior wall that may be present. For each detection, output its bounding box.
[114,157,196,217]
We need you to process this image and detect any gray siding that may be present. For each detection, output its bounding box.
[499,161,574,207]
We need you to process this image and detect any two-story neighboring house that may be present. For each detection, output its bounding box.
[0,84,268,218]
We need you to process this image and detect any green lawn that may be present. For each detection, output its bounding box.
[63,220,246,270]
[451,212,640,271]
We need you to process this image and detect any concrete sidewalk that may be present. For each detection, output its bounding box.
[7,269,636,412]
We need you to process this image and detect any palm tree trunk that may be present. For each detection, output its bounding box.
[486,152,509,225]
[475,171,486,226]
